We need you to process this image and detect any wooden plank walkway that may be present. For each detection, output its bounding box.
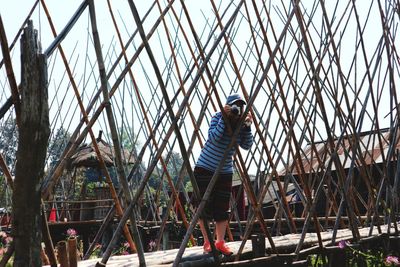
[48,223,396,266]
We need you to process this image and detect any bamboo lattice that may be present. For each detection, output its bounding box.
[0,0,399,265]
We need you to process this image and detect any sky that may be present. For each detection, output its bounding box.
[0,0,399,176]
[0,0,240,168]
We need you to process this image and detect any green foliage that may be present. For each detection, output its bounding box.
[48,127,71,168]
[90,243,102,259]
[0,176,11,208]
[148,173,161,189]
[166,151,183,177]
[0,117,14,206]
[184,181,193,193]
[309,254,328,266]
[118,126,140,152]
[84,181,108,199]
[0,117,18,170]
[187,239,194,248]
[162,151,190,187]
[309,241,400,267]
[112,241,131,256]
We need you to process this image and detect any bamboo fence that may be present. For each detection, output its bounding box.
[0,0,399,265]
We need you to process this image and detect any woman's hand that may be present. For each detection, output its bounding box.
[244,112,252,127]
[224,105,231,114]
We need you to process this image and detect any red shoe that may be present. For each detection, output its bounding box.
[203,241,211,253]
[215,240,233,256]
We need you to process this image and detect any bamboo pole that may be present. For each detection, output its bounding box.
[291,0,360,246]
[1,0,400,265]
[83,205,115,260]
[211,0,299,236]
[106,0,196,246]
[0,15,21,125]
[41,204,57,267]
[40,0,137,253]
[41,0,173,201]
[173,2,304,264]
[87,0,143,260]
[205,0,276,238]
[178,0,277,249]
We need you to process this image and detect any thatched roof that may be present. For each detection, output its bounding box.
[70,137,135,168]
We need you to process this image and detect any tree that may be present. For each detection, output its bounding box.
[165,151,189,186]
[0,175,11,208]
[12,21,50,267]
[0,116,18,171]
[107,126,143,185]
[47,126,71,169]
[114,126,141,153]
[0,117,17,208]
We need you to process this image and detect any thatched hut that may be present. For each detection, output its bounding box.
[68,131,136,220]
[70,131,135,169]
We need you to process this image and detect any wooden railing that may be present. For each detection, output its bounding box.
[43,199,113,222]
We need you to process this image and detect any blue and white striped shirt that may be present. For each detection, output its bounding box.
[196,112,253,174]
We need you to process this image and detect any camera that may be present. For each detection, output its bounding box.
[231,104,240,115]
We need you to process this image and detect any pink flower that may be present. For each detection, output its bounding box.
[385,255,400,265]
[338,240,349,249]
[148,240,156,251]
[66,228,77,237]
[123,242,130,248]
[4,236,12,244]
[0,232,6,238]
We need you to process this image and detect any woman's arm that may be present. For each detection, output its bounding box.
[208,112,225,142]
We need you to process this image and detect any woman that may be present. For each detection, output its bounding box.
[194,93,253,255]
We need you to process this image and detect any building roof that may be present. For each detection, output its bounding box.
[70,138,135,168]
[232,174,295,204]
[243,181,296,205]
[279,128,400,176]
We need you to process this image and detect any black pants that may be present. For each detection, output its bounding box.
[193,166,232,221]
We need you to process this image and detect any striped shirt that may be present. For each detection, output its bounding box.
[196,112,253,174]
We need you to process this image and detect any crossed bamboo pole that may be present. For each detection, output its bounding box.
[105,0,197,246]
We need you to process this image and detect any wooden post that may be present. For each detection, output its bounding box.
[12,20,50,267]
[57,241,69,267]
[251,234,266,258]
[162,228,169,250]
[68,237,78,267]
[325,246,346,267]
